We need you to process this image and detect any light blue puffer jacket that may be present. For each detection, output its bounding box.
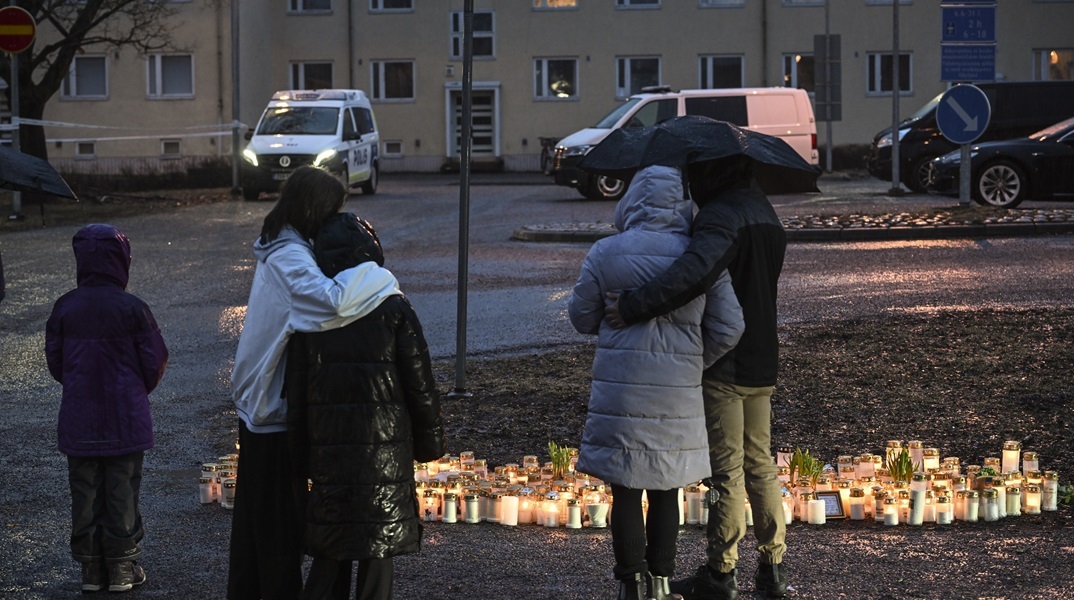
[569,166,744,490]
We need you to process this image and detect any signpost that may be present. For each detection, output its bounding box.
[937,84,991,207]
[940,2,996,83]
[0,5,36,220]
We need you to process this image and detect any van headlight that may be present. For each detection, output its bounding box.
[242,148,259,167]
[313,149,338,167]
[876,128,910,149]
[561,145,591,158]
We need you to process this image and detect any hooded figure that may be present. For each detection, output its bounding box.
[45,224,168,456]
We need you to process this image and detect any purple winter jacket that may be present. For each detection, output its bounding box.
[45,224,168,457]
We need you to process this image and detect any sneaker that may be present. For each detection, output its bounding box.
[668,565,739,600]
[80,560,106,593]
[107,562,146,593]
[754,562,788,599]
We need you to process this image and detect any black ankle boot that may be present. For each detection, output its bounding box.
[755,562,788,598]
[649,573,683,600]
[617,572,646,600]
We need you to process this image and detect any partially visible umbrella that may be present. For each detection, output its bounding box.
[0,145,78,200]
[578,115,821,194]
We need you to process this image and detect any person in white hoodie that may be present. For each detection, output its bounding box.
[227,166,401,600]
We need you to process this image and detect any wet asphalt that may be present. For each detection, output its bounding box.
[1,174,1073,598]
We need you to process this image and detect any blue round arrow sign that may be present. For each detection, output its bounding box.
[936,84,991,145]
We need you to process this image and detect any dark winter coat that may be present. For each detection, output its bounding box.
[45,224,168,457]
[617,160,787,388]
[287,294,445,561]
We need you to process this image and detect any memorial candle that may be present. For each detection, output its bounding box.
[1024,485,1042,515]
[1002,441,1021,475]
[501,494,520,526]
[1022,451,1039,477]
[849,488,866,520]
[883,497,899,526]
[443,493,458,523]
[1043,471,1059,511]
[806,498,826,525]
[935,494,953,525]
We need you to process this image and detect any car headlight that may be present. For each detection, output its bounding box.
[876,128,910,149]
[242,149,258,167]
[313,149,338,167]
[560,145,591,158]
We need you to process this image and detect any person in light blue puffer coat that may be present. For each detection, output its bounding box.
[569,165,744,600]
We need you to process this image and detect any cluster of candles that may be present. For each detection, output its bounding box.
[198,454,240,509]
[775,440,1061,526]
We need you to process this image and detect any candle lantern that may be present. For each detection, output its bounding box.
[883,497,899,526]
[1005,486,1022,517]
[585,488,610,528]
[910,473,928,493]
[487,493,503,523]
[443,493,458,523]
[1021,451,1039,477]
[201,464,221,502]
[935,494,953,525]
[796,491,814,522]
[907,440,924,468]
[1024,485,1042,515]
[942,456,961,476]
[542,492,560,528]
[922,448,940,471]
[876,468,893,486]
[848,488,866,520]
[566,499,582,529]
[459,450,475,469]
[953,490,967,521]
[198,476,215,505]
[781,489,794,525]
[908,488,925,526]
[474,459,488,480]
[422,490,440,522]
[685,485,703,525]
[897,490,911,524]
[837,455,854,474]
[885,440,904,466]
[923,490,937,523]
[744,495,754,527]
[983,457,1002,472]
[464,493,481,524]
[870,454,884,478]
[414,463,430,482]
[1001,441,1021,475]
[776,445,794,469]
[872,489,888,522]
[951,476,967,492]
[837,480,852,515]
[965,465,981,490]
[964,490,980,522]
[1043,471,1059,511]
[501,493,520,526]
[806,497,825,525]
[435,456,452,477]
[221,478,237,510]
[777,466,790,485]
[982,489,1000,522]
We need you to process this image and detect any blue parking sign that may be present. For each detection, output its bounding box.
[936,84,991,145]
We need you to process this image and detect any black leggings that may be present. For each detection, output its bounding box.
[610,485,680,579]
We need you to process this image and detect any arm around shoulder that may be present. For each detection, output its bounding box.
[701,269,744,368]
[394,297,446,463]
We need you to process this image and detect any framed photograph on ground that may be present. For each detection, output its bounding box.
[815,491,847,520]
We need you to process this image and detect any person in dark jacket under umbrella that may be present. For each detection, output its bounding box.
[45,224,169,593]
[606,156,789,600]
[286,212,446,600]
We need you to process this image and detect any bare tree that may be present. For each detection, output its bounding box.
[2,0,182,161]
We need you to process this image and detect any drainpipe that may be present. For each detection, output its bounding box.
[348,0,355,87]
[760,0,768,86]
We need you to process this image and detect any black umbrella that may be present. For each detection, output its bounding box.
[0,145,78,200]
[577,115,821,194]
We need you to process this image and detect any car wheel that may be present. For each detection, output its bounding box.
[360,163,378,195]
[905,156,935,193]
[587,175,626,201]
[242,187,261,201]
[974,160,1026,209]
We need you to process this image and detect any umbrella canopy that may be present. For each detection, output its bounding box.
[577,115,821,194]
[0,145,78,200]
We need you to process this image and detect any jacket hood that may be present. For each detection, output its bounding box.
[253,225,308,263]
[614,165,692,235]
[314,212,385,277]
[73,224,131,288]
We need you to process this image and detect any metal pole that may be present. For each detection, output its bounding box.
[888,0,903,195]
[451,0,474,397]
[824,0,833,173]
[8,1,23,219]
[230,0,241,194]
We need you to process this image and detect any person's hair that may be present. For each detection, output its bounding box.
[686,155,753,204]
[260,166,347,242]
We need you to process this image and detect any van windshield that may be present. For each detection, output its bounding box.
[256,107,340,135]
[905,92,944,123]
[593,98,643,128]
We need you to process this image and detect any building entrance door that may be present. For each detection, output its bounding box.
[447,86,499,160]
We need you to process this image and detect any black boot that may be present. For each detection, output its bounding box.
[649,573,683,600]
[754,562,788,599]
[617,572,646,600]
[668,565,738,600]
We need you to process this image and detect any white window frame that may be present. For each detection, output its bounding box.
[1033,48,1074,81]
[290,62,334,90]
[450,10,495,60]
[534,57,579,100]
[866,51,913,95]
[616,0,660,8]
[698,55,744,89]
[533,0,578,9]
[289,0,331,13]
[146,54,194,99]
[783,0,825,5]
[782,52,815,94]
[75,141,96,159]
[161,139,182,158]
[62,54,108,100]
[616,56,661,99]
[369,0,412,12]
[698,0,744,6]
[382,140,404,157]
[371,60,416,102]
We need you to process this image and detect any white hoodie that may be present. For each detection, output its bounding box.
[230,226,401,433]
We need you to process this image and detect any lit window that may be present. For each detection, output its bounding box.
[371,61,415,101]
[370,0,411,11]
[699,55,744,88]
[1034,49,1073,81]
[161,139,181,157]
[147,54,194,98]
[62,55,107,99]
[290,62,333,90]
[782,53,815,93]
[534,58,578,100]
[451,10,495,59]
[866,52,912,95]
[616,57,661,98]
[289,0,330,12]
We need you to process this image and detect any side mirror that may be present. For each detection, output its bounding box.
[244,131,253,140]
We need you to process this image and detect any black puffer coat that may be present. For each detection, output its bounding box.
[286,293,445,561]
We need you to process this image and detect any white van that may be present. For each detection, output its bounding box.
[552,86,818,200]
[241,89,380,201]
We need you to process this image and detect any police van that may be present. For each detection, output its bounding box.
[552,86,818,200]
[241,89,380,201]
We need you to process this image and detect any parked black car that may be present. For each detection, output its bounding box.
[926,117,1074,208]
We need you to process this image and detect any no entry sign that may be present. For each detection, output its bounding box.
[0,6,36,54]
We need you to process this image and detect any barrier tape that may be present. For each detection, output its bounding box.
[0,118,250,143]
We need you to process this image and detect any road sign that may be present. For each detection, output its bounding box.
[937,84,991,145]
[941,44,996,82]
[941,5,996,43]
[0,6,35,54]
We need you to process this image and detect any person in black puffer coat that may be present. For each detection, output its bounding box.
[286,213,446,600]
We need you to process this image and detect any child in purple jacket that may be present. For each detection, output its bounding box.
[45,224,168,594]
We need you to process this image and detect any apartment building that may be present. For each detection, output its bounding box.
[36,0,1074,175]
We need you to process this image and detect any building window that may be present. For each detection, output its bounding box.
[533,0,577,9]
[866,52,912,95]
[291,62,333,90]
[782,53,815,93]
[289,0,330,12]
[451,10,495,59]
[699,55,744,88]
[147,54,193,98]
[371,60,414,101]
[62,55,107,99]
[616,0,660,7]
[534,58,578,100]
[783,0,824,5]
[699,0,744,6]
[865,0,911,5]
[616,57,660,98]
[161,139,181,157]
[1034,49,1074,80]
[370,0,411,11]
[76,142,96,158]
[382,140,404,157]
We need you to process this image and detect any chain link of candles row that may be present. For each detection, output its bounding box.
[198,454,240,509]
[775,440,1061,526]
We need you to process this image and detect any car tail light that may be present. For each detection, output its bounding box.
[811,133,817,151]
